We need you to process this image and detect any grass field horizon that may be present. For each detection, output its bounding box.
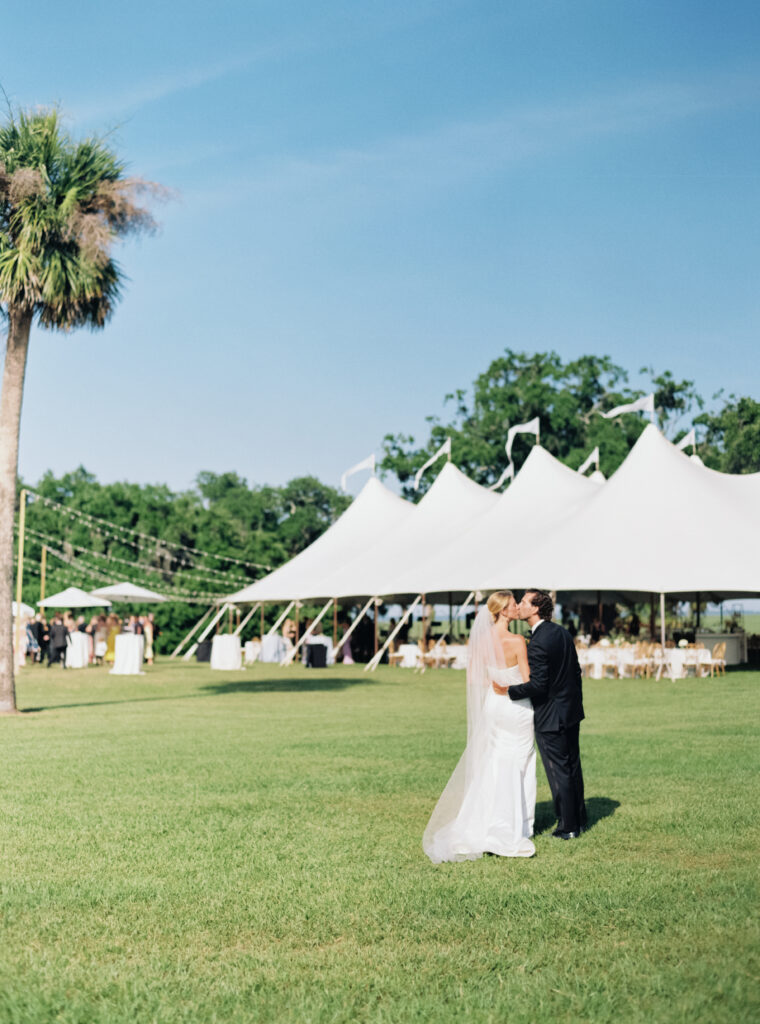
[0,658,757,1023]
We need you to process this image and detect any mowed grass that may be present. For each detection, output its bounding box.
[0,658,757,1024]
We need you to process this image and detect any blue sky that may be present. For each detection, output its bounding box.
[4,0,760,494]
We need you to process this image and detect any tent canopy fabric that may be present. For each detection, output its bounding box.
[91,582,167,603]
[318,461,500,601]
[38,586,112,608]
[12,601,35,618]
[226,475,414,603]
[500,425,760,598]
[388,445,600,600]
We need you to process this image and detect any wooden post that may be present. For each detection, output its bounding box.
[40,544,47,603]
[333,598,338,650]
[14,490,27,665]
[236,607,241,632]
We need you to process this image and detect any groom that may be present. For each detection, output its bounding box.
[505,589,587,840]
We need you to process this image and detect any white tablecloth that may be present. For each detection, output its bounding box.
[211,634,242,671]
[66,631,91,669]
[244,640,261,665]
[110,634,145,675]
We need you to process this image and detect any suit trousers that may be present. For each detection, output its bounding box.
[536,724,586,833]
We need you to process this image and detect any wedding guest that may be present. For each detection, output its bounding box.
[143,614,155,665]
[48,613,69,668]
[260,619,295,663]
[105,615,120,666]
[94,615,108,665]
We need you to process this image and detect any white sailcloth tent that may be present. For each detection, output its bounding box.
[225,476,413,603]
[500,424,760,599]
[319,461,500,600]
[389,444,601,600]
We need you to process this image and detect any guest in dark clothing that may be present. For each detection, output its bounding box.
[47,614,69,668]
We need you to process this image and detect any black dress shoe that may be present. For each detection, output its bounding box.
[552,829,581,840]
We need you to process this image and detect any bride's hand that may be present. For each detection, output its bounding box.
[491,680,508,695]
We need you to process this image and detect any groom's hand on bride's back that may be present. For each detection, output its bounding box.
[491,680,509,695]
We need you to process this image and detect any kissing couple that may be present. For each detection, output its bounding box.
[423,589,586,862]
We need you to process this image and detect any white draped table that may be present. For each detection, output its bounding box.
[244,640,261,665]
[67,631,91,669]
[211,634,242,671]
[110,634,145,675]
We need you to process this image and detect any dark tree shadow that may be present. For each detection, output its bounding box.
[201,674,372,696]
[534,796,620,835]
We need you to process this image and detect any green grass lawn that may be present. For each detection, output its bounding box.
[0,658,757,1023]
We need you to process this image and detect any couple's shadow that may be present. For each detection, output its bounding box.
[534,796,620,836]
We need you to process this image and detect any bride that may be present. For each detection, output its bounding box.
[423,591,536,862]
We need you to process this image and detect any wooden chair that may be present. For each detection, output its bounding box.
[704,641,727,677]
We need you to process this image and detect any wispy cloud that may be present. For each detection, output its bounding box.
[186,68,760,210]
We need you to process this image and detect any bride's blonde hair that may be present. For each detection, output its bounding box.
[486,590,514,623]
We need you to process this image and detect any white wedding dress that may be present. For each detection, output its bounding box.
[423,614,537,862]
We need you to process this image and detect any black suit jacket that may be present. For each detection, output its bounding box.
[508,620,584,733]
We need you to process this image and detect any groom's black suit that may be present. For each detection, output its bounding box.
[507,619,586,834]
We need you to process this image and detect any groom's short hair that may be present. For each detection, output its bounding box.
[526,589,553,620]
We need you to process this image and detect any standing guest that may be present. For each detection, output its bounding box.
[131,614,144,636]
[76,615,87,633]
[143,614,155,665]
[105,615,120,666]
[94,615,108,665]
[48,613,69,669]
[29,613,46,663]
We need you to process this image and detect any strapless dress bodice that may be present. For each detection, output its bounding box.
[489,664,525,685]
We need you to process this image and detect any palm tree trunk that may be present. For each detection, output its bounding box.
[0,308,33,713]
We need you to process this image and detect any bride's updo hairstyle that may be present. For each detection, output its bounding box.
[486,590,513,623]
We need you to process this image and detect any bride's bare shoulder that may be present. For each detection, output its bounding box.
[501,632,526,651]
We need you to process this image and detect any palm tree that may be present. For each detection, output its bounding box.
[0,108,162,712]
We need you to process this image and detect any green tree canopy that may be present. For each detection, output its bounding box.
[381,350,702,497]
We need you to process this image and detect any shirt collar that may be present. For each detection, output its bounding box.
[531,619,546,633]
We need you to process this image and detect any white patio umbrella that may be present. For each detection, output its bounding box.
[90,581,167,603]
[38,586,112,609]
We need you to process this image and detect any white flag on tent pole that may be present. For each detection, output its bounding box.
[488,461,515,491]
[505,417,540,461]
[340,453,375,492]
[599,393,655,420]
[413,438,451,491]
[676,429,696,452]
[577,446,599,475]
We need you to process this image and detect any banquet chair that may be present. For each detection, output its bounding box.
[631,642,653,678]
[704,641,727,677]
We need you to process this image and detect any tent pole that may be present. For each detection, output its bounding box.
[366,595,422,672]
[183,603,231,661]
[448,592,453,639]
[333,598,338,650]
[265,601,295,639]
[331,596,375,658]
[695,592,701,631]
[170,603,214,658]
[373,600,379,657]
[660,593,666,650]
[282,598,333,666]
[295,602,300,643]
[260,604,265,640]
[233,602,261,637]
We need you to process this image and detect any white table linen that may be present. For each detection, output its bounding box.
[211,634,242,671]
[66,631,91,669]
[244,640,261,665]
[110,634,145,675]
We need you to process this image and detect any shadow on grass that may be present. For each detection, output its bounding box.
[534,796,620,835]
[201,674,372,695]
